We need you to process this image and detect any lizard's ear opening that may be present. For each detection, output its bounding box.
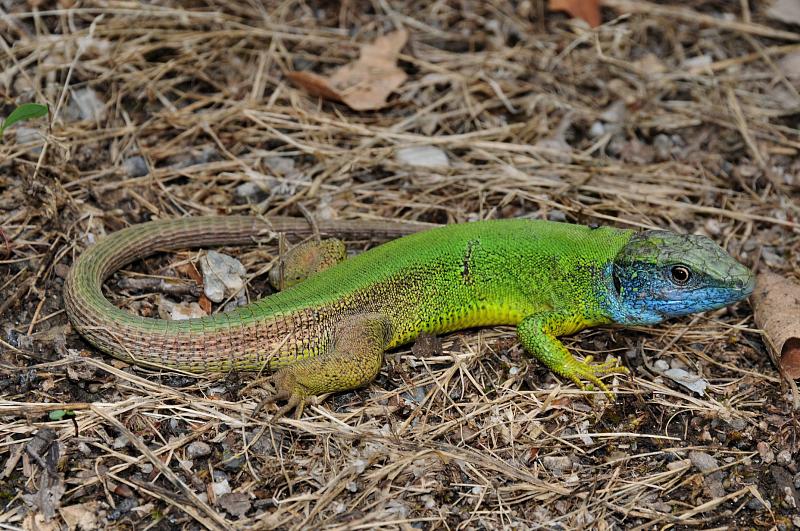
[612,268,622,296]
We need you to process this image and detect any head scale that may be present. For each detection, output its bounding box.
[602,230,754,325]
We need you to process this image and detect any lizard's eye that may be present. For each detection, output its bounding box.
[669,265,692,286]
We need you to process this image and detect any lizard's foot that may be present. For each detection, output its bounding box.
[562,355,628,399]
[253,370,309,420]
[253,313,391,420]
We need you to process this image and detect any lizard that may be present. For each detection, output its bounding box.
[63,215,755,416]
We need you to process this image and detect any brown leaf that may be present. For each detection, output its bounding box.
[548,0,602,27]
[198,294,212,315]
[287,29,408,111]
[175,262,203,285]
[752,272,800,379]
[285,71,344,102]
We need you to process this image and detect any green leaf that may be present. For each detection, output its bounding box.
[0,103,48,136]
[48,409,75,421]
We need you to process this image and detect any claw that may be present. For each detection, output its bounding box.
[273,394,306,420]
[252,389,288,419]
[564,356,628,399]
[251,370,309,421]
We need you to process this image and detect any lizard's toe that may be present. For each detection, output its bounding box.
[273,394,306,420]
[251,369,310,420]
[564,356,626,399]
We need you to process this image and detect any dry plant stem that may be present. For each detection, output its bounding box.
[604,0,800,41]
[91,404,230,530]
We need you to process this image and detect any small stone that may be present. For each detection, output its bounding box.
[704,218,722,237]
[264,156,296,175]
[651,501,672,513]
[667,459,691,471]
[777,450,793,466]
[350,459,367,474]
[747,497,768,510]
[633,53,666,76]
[600,100,627,124]
[653,359,669,373]
[158,298,207,321]
[395,146,450,169]
[541,456,573,476]
[768,0,800,25]
[122,156,149,177]
[728,417,747,431]
[689,451,718,473]
[234,181,268,201]
[758,442,775,464]
[200,251,247,303]
[211,479,231,497]
[779,51,800,79]
[683,55,712,69]
[66,87,106,122]
[422,494,436,509]
[221,449,244,472]
[15,127,44,153]
[187,441,212,459]
[653,134,673,161]
[193,146,218,165]
[663,368,708,395]
[761,247,786,268]
[588,121,605,138]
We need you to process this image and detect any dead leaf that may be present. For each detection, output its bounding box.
[22,512,61,531]
[752,272,800,379]
[287,29,408,111]
[218,492,251,518]
[22,471,65,521]
[548,0,602,27]
[662,368,708,395]
[175,262,203,285]
[60,501,101,530]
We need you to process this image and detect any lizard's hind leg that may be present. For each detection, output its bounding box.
[263,312,392,419]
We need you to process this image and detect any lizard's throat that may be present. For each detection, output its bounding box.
[598,263,665,325]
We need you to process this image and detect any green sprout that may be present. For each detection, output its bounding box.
[0,103,49,139]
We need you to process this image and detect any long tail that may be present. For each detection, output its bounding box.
[64,216,432,371]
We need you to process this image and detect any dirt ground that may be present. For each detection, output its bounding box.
[1,1,800,529]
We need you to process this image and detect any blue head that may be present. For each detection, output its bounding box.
[602,230,755,325]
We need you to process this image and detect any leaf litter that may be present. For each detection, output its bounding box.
[752,272,800,383]
[0,1,799,529]
[287,29,408,111]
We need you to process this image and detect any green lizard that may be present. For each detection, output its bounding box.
[64,216,754,416]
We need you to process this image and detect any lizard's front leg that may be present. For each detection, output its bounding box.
[517,311,628,398]
[262,312,392,418]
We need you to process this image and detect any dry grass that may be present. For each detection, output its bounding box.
[1,1,799,529]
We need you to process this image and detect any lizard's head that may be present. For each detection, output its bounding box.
[604,230,754,325]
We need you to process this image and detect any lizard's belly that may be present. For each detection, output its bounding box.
[386,301,528,349]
